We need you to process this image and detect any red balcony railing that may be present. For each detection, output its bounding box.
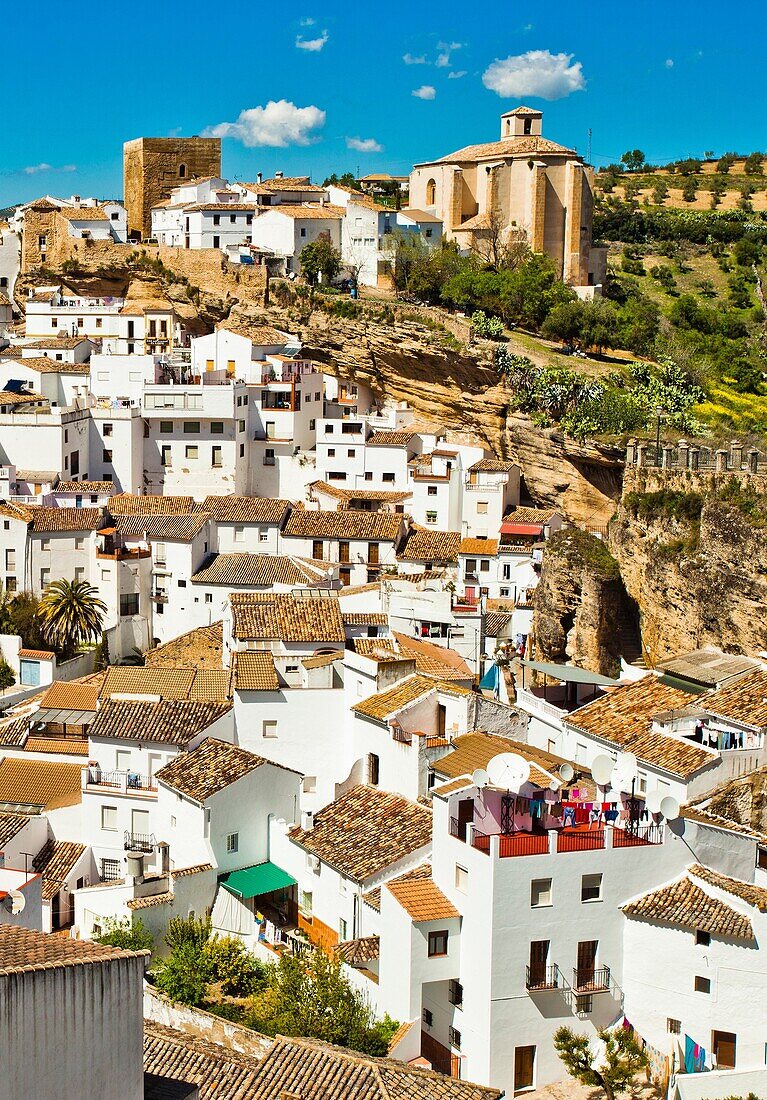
[557,828,605,853]
[472,831,549,858]
[613,823,664,847]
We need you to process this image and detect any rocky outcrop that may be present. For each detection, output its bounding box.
[530,529,630,677]
[704,768,767,833]
[609,493,767,662]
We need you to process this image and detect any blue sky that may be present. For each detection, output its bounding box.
[2,0,766,207]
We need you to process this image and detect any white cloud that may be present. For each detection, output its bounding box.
[24,163,52,175]
[436,40,462,68]
[523,23,534,31]
[296,30,328,51]
[346,136,383,153]
[403,52,427,64]
[299,16,315,25]
[61,164,77,172]
[448,70,467,79]
[665,57,674,68]
[412,85,436,100]
[203,100,326,148]
[482,49,586,100]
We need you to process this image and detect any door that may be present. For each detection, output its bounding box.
[529,941,549,988]
[368,542,379,565]
[312,540,323,560]
[339,541,350,563]
[712,1031,736,1069]
[514,1046,535,1092]
[576,940,597,989]
[456,798,474,841]
[437,704,446,739]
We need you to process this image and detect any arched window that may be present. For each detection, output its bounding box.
[426,178,436,206]
[178,163,187,178]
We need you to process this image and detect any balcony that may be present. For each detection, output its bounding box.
[473,831,549,858]
[150,590,169,603]
[557,828,605,853]
[572,966,611,994]
[83,767,157,797]
[526,964,563,992]
[124,831,156,853]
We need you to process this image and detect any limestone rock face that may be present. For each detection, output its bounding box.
[530,529,627,677]
[705,768,767,833]
[609,499,767,663]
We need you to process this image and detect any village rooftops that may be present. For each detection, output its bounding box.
[243,175,325,192]
[100,664,232,701]
[0,924,147,974]
[363,862,431,913]
[0,357,88,374]
[289,785,432,883]
[229,591,345,643]
[32,839,86,900]
[656,648,762,690]
[156,737,292,803]
[260,203,345,219]
[391,632,472,681]
[353,673,470,722]
[29,507,103,533]
[335,935,380,966]
[88,699,231,746]
[22,337,92,350]
[115,513,209,541]
[0,812,31,848]
[233,652,280,692]
[565,674,716,780]
[397,528,462,563]
[283,509,403,542]
[622,865,766,941]
[419,133,577,167]
[59,206,110,221]
[468,457,517,473]
[196,495,290,523]
[145,622,224,670]
[108,494,194,515]
[143,1021,262,1100]
[38,680,99,713]
[504,506,558,524]
[192,553,331,587]
[366,430,417,447]
[460,537,499,556]
[55,480,114,494]
[386,870,459,922]
[698,668,767,730]
[0,757,83,811]
[429,731,589,792]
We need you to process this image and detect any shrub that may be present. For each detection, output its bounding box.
[96,916,153,952]
[471,310,504,339]
[205,936,266,997]
[155,940,212,1005]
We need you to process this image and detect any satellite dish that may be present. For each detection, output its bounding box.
[591,754,614,786]
[660,795,681,821]
[472,768,489,789]
[613,752,639,792]
[6,890,25,915]
[487,752,531,791]
[558,763,575,783]
[645,789,663,814]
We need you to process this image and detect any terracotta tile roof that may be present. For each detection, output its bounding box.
[2,357,87,374]
[120,299,174,316]
[218,319,289,344]
[460,538,499,556]
[0,812,30,848]
[0,390,46,407]
[60,206,109,221]
[23,337,90,349]
[264,203,344,219]
[18,648,54,660]
[310,481,411,504]
[185,203,257,212]
[116,512,209,541]
[284,509,403,542]
[246,176,325,192]
[25,737,89,756]
[234,652,279,691]
[366,430,418,447]
[127,891,174,910]
[157,738,274,803]
[398,529,461,563]
[39,681,99,712]
[351,638,398,662]
[484,611,514,637]
[0,501,35,524]
[391,632,472,682]
[507,506,559,523]
[32,507,103,532]
[335,935,380,965]
[339,581,380,596]
[434,134,576,163]
[565,676,714,780]
[0,758,82,810]
[363,863,431,912]
[246,1034,501,1100]
[88,699,231,746]
[302,651,344,670]
[230,592,345,643]
[0,924,145,974]
[680,804,767,843]
[55,480,114,493]
[146,623,224,670]
[467,457,517,473]
[289,785,432,882]
[622,874,755,941]
[170,863,213,878]
[343,612,388,626]
[0,717,29,747]
[192,553,329,587]
[143,1022,263,1099]
[689,863,767,912]
[386,873,459,922]
[100,665,231,701]
[32,839,86,900]
[699,668,767,729]
[353,674,469,721]
[109,494,194,516]
[198,495,290,523]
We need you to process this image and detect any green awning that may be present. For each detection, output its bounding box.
[219,861,296,900]
[522,659,619,687]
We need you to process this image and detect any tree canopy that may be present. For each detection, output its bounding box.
[38,579,107,656]
[300,235,342,286]
[554,1026,649,1100]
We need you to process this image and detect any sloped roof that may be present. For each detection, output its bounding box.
[430,134,577,164]
[391,632,472,681]
[233,652,280,691]
[0,813,31,849]
[192,553,328,587]
[289,785,432,882]
[460,538,499,556]
[0,924,144,974]
[39,681,99,712]
[284,509,403,542]
[100,665,231,701]
[88,699,230,746]
[32,507,103,533]
[398,529,461,563]
[689,863,767,912]
[352,674,439,721]
[468,457,517,473]
[145,622,224,670]
[622,874,754,941]
[0,758,82,810]
[198,495,290,523]
[699,668,767,730]
[32,839,86,900]
[115,512,209,541]
[143,1022,261,1100]
[229,592,345,642]
[386,873,459,922]
[109,494,194,515]
[335,935,380,965]
[363,863,431,912]
[156,737,277,802]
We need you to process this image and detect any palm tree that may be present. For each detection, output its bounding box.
[38,579,107,656]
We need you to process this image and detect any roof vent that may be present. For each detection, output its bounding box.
[301,809,314,832]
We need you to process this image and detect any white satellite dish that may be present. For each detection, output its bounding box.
[591,754,614,786]
[487,752,531,791]
[472,768,489,789]
[558,762,575,783]
[645,789,663,814]
[660,795,681,821]
[6,890,25,915]
[613,751,639,792]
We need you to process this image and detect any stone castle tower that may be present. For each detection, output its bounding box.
[123,137,222,240]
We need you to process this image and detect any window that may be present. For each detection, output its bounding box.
[40,568,50,588]
[369,752,380,786]
[238,419,245,433]
[694,976,711,994]
[212,445,222,467]
[712,1030,736,1070]
[426,510,438,524]
[239,443,245,458]
[449,979,463,1007]
[531,878,552,907]
[480,559,490,572]
[428,929,448,957]
[328,448,336,457]
[696,929,711,946]
[426,178,436,205]
[449,1027,461,1050]
[422,1008,433,1027]
[581,873,602,902]
[382,472,395,483]
[258,528,269,543]
[75,537,84,551]
[101,858,121,882]
[230,214,236,224]
[74,567,85,582]
[185,445,199,460]
[758,847,767,871]
[101,805,117,831]
[300,227,307,237]
[347,449,355,458]
[120,593,139,617]
[178,579,186,588]
[263,720,277,738]
[178,163,187,178]
[211,421,224,434]
[427,485,438,496]
[226,832,239,853]
[205,593,212,604]
[161,445,172,467]
[477,501,488,514]
[299,889,313,916]
[5,577,16,593]
[5,550,14,571]
[183,421,200,434]
[101,568,111,581]
[339,918,348,940]
[668,1019,681,1035]
[160,420,173,434]
[102,449,112,463]
[234,525,245,543]
[455,865,468,893]
[213,214,220,226]
[40,538,50,552]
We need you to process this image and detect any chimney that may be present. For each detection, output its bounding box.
[125,851,145,885]
[257,172,263,184]
[301,810,314,832]
[275,170,284,179]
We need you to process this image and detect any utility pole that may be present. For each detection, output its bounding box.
[587,129,593,165]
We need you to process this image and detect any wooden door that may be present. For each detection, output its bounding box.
[514,1046,535,1092]
[577,940,597,987]
[312,540,323,560]
[456,798,474,840]
[437,704,446,739]
[712,1030,736,1069]
[529,940,549,987]
[339,541,350,563]
[368,542,379,565]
